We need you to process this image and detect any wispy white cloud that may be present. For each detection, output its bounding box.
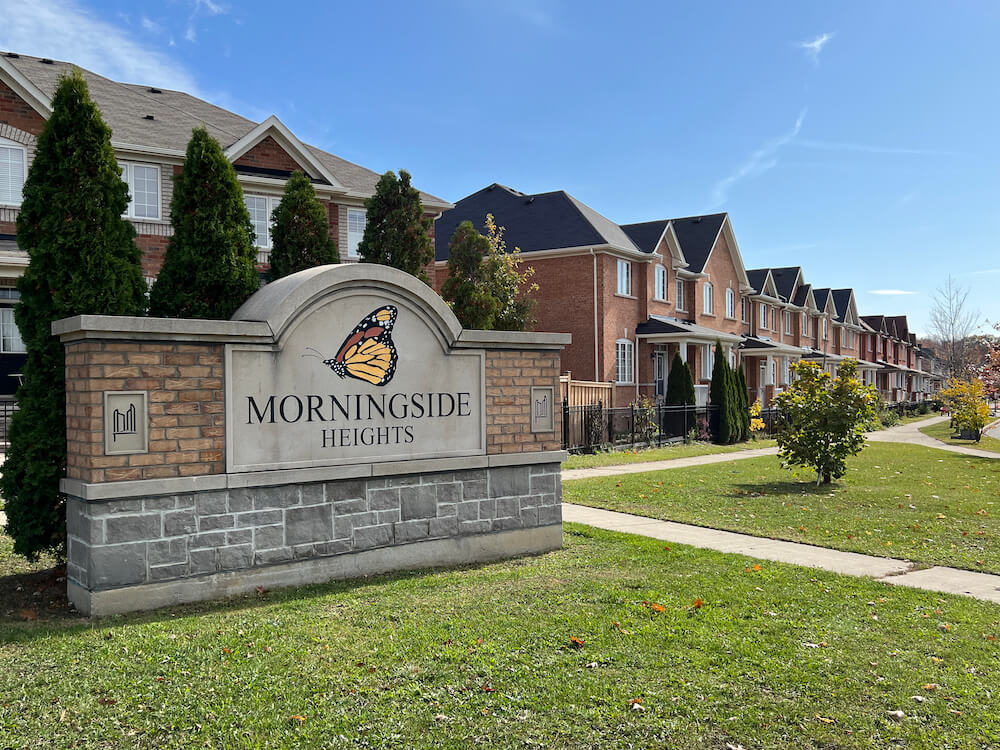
[798,32,835,63]
[870,289,918,296]
[140,16,162,34]
[796,139,962,157]
[710,109,806,207]
[0,0,199,92]
[185,0,228,43]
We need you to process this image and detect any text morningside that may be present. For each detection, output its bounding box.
[246,391,475,425]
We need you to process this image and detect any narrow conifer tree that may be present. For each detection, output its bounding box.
[149,127,258,319]
[736,364,750,440]
[709,342,733,443]
[266,171,338,282]
[1,70,147,559]
[441,221,499,329]
[357,169,434,283]
[665,352,691,405]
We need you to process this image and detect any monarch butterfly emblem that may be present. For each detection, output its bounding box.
[321,305,399,386]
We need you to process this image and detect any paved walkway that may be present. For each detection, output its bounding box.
[867,415,1000,458]
[563,504,1000,603]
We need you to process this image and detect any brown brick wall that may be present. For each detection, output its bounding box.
[234,136,304,173]
[0,81,45,134]
[136,234,169,278]
[65,340,224,483]
[485,350,562,454]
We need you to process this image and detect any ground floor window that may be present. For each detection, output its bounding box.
[615,339,634,384]
[0,307,24,353]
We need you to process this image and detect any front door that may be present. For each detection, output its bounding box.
[654,352,666,399]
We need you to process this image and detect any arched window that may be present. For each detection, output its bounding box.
[725,288,735,318]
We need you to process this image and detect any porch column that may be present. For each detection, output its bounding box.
[679,340,688,364]
[765,355,774,386]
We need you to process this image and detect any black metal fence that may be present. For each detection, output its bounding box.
[561,400,782,453]
[0,397,15,445]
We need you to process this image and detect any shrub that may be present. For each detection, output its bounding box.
[266,171,338,282]
[709,342,735,444]
[940,378,990,440]
[1,70,147,560]
[441,221,499,329]
[666,352,695,406]
[357,169,434,283]
[631,395,659,444]
[482,214,537,331]
[149,126,258,319]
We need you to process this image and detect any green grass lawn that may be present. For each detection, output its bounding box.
[563,439,776,470]
[920,420,1000,455]
[564,442,1000,574]
[3,525,1000,748]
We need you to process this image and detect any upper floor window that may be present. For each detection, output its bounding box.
[347,208,366,258]
[244,194,280,250]
[759,302,768,330]
[119,162,160,220]
[784,310,793,334]
[654,264,667,301]
[703,282,714,314]
[615,339,634,384]
[0,307,24,353]
[675,279,686,311]
[823,317,829,340]
[0,139,26,206]
[725,288,735,319]
[741,297,749,323]
[616,259,632,296]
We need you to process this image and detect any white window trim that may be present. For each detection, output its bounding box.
[654,264,667,301]
[703,282,714,315]
[701,344,714,380]
[0,306,24,353]
[119,161,161,220]
[244,193,281,263]
[759,303,767,330]
[675,279,686,311]
[615,338,635,384]
[616,259,632,297]
[823,317,829,340]
[347,207,366,259]
[725,288,735,319]
[784,310,793,335]
[0,137,26,207]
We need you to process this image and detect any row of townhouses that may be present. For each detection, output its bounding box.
[0,53,945,407]
[433,185,947,407]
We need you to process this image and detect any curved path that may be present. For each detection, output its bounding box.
[866,415,1000,459]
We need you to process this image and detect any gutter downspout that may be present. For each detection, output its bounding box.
[591,249,599,382]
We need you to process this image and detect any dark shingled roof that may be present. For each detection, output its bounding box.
[769,267,802,301]
[620,220,668,254]
[793,283,813,307]
[668,213,727,274]
[888,316,910,339]
[745,268,770,294]
[434,184,639,261]
[831,289,855,323]
[813,288,832,311]
[861,315,887,333]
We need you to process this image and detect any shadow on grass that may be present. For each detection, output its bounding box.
[0,548,550,644]
[724,480,840,498]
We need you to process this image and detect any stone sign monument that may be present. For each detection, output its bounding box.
[55,264,568,615]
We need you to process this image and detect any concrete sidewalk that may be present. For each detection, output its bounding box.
[867,415,1000,459]
[564,503,1000,604]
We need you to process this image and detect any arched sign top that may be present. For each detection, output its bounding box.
[232,263,463,347]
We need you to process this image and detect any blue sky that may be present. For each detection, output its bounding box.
[2,0,998,335]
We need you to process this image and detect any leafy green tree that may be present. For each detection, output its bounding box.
[357,169,434,283]
[266,171,338,282]
[441,221,499,329]
[735,365,750,441]
[482,214,538,331]
[665,352,695,405]
[149,126,258,318]
[774,359,878,485]
[1,70,147,559]
[709,342,735,444]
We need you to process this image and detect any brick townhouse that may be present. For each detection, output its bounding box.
[0,52,450,397]
[435,184,938,407]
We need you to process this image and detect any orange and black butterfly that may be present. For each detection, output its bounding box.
[320,305,398,386]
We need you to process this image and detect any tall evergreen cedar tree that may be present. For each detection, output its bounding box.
[442,221,499,329]
[736,365,750,440]
[266,171,338,282]
[357,169,434,283]
[709,342,736,444]
[149,127,258,318]
[665,352,696,405]
[1,70,147,559]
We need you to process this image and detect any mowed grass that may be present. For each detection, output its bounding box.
[564,442,1000,574]
[920,420,1000,455]
[3,525,1000,749]
[563,439,776,470]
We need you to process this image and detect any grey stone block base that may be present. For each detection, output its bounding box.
[69,524,562,616]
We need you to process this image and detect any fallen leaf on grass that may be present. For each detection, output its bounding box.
[949,709,963,716]
[886,710,905,720]
[690,597,703,610]
[18,608,37,621]
[922,683,939,691]
[97,697,116,706]
[288,715,306,725]
[569,636,585,649]
[650,603,665,613]
[481,683,496,692]
[815,715,835,724]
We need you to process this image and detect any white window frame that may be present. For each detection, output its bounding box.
[0,307,24,353]
[725,288,735,319]
[759,303,768,330]
[244,193,281,263]
[0,138,26,207]
[119,161,161,220]
[615,339,634,384]
[784,310,792,334]
[703,282,714,315]
[616,259,632,296]
[802,311,809,336]
[675,279,686,311]
[701,344,714,380]
[823,317,829,340]
[781,357,790,384]
[741,296,749,323]
[654,264,667,301]
[347,208,366,259]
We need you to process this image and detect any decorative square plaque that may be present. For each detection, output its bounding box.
[530,386,555,433]
[103,391,148,455]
